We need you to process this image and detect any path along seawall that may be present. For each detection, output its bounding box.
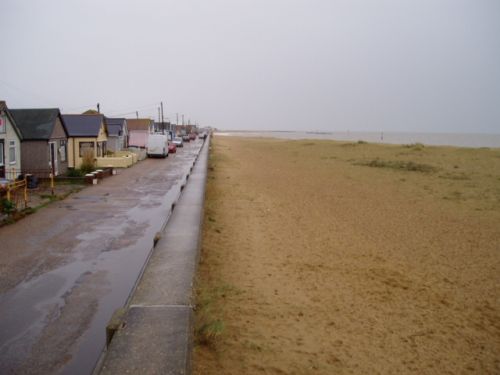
[95,135,210,374]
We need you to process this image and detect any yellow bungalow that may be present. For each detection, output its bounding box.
[62,114,108,169]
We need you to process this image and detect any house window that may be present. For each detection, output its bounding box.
[9,141,16,164]
[0,117,5,134]
[79,142,94,157]
[0,142,4,165]
[59,140,67,162]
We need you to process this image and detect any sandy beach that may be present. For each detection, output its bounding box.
[194,136,500,374]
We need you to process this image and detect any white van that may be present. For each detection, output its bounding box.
[146,134,169,158]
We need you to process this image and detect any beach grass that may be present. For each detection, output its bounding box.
[289,139,500,211]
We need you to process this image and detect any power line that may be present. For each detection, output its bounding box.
[107,103,160,117]
[108,110,140,117]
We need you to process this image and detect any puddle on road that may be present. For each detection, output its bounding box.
[0,142,203,375]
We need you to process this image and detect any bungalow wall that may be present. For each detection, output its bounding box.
[107,135,124,153]
[51,117,69,175]
[128,130,149,148]
[0,114,22,179]
[21,138,68,177]
[21,141,50,174]
[68,138,95,169]
[122,122,128,148]
[68,121,108,169]
[68,128,107,169]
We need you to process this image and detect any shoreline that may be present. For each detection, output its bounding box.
[214,131,500,149]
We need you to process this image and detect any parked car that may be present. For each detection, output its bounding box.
[168,143,177,153]
[146,134,169,158]
[189,133,197,141]
[182,135,190,142]
[172,137,184,147]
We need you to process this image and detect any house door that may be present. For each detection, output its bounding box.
[0,140,4,178]
[49,141,58,176]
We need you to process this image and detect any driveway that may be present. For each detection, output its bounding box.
[0,140,204,375]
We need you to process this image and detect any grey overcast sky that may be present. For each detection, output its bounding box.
[1,0,499,133]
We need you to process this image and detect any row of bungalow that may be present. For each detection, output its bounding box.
[0,101,158,180]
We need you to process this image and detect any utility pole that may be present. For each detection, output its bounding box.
[97,103,100,113]
[136,111,139,119]
[176,113,179,126]
[182,114,184,126]
[160,101,164,134]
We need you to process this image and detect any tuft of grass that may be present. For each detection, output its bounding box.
[194,289,224,347]
[0,198,16,214]
[341,142,357,147]
[39,194,58,201]
[438,172,471,181]
[195,319,225,347]
[340,140,368,147]
[194,282,242,347]
[66,168,84,177]
[355,159,437,173]
[403,143,425,151]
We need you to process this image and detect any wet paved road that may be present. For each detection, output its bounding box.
[0,140,204,375]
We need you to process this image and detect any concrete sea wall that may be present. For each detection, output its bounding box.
[96,136,210,374]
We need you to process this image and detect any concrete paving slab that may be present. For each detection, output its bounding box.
[99,306,193,375]
[175,185,205,207]
[131,248,196,306]
[165,204,204,231]
[131,233,199,306]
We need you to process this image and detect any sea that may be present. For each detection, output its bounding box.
[216,131,500,148]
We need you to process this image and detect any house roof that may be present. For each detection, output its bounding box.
[107,124,123,137]
[105,118,126,136]
[127,118,153,131]
[106,117,126,126]
[9,108,65,140]
[62,114,105,137]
